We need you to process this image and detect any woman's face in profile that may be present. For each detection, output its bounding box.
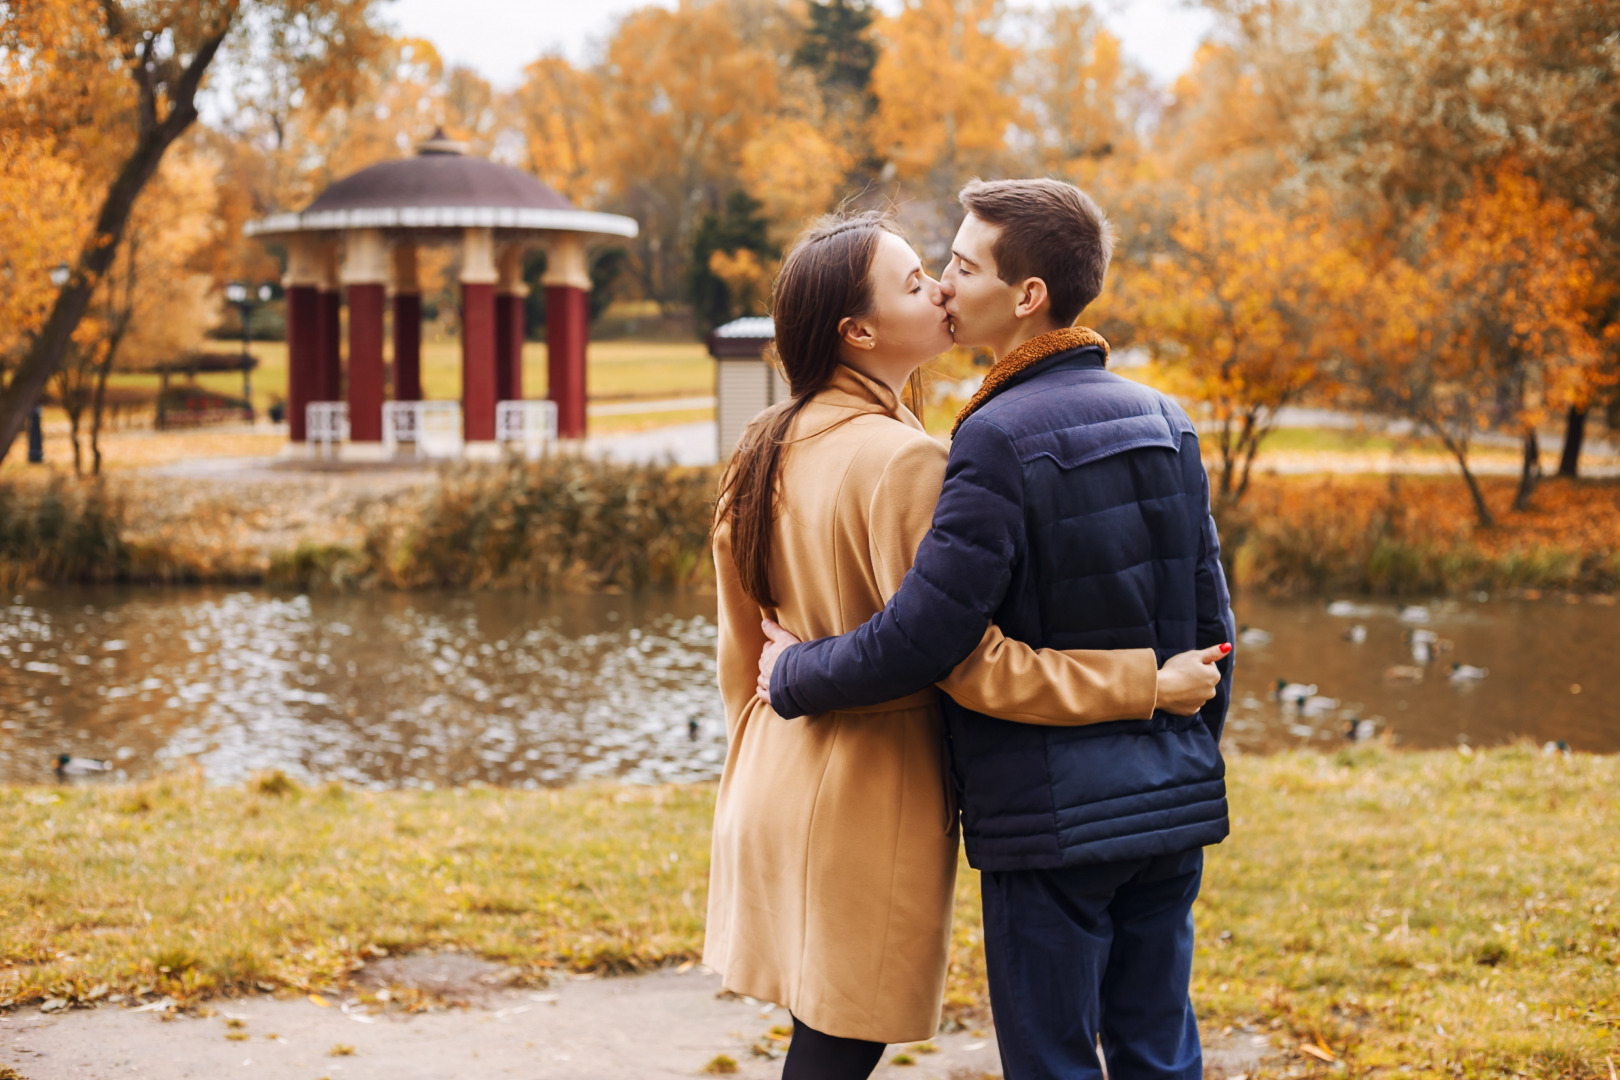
[866,231,954,361]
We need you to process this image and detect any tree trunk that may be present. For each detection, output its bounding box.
[1217,412,1237,501]
[1233,410,1266,504]
[1513,429,1541,512]
[1557,407,1586,478]
[89,322,128,477]
[61,381,85,478]
[1435,427,1494,527]
[0,22,228,466]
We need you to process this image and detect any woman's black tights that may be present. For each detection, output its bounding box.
[780,1015,885,1080]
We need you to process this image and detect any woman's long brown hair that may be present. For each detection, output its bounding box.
[719,210,916,608]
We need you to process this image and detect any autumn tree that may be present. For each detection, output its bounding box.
[1226,0,1620,476]
[1125,191,1365,504]
[592,2,785,306]
[508,56,604,208]
[0,135,92,391]
[0,0,384,466]
[870,0,1020,254]
[1015,3,1147,182]
[1350,168,1605,525]
[691,191,774,331]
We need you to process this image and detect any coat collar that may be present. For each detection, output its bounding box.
[952,327,1109,435]
[810,363,925,432]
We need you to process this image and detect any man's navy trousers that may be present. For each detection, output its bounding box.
[982,850,1204,1080]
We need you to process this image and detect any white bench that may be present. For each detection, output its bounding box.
[383,400,464,459]
[306,402,349,459]
[495,400,559,460]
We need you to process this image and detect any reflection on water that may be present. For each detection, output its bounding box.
[0,589,725,787]
[1222,594,1617,754]
[2,588,1615,787]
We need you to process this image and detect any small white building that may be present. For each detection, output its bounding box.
[709,317,788,459]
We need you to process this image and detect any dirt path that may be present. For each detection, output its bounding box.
[0,958,1276,1079]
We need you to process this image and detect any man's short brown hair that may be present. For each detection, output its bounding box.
[958,178,1115,326]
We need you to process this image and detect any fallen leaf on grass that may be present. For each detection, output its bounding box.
[1299,1041,1336,1063]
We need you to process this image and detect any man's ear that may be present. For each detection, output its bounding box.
[838,315,877,351]
[1014,278,1051,321]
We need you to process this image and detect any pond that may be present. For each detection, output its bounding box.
[2,588,1614,787]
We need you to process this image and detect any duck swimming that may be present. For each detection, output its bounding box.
[1342,624,1367,644]
[1449,664,1488,683]
[1345,717,1378,742]
[55,754,112,783]
[1298,694,1341,717]
[1273,680,1318,705]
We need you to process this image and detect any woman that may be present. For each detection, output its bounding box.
[703,212,1219,1077]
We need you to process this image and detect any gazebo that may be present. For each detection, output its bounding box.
[245,132,638,459]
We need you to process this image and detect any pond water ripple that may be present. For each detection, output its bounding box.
[1,590,725,787]
[3,587,1614,787]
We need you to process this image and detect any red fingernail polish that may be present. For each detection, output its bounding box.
[1220,643,1232,654]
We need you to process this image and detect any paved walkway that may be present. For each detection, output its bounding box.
[0,962,1276,1080]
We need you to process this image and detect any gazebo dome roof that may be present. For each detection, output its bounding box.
[245,131,637,240]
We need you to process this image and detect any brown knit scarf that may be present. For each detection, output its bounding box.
[952,327,1110,435]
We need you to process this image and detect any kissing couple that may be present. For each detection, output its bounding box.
[703,178,1236,1079]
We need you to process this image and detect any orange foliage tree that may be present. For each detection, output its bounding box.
[590,3,786,304]
[1124,193,1365,504]
[1354,167,1606,525]
[0,0,384,466]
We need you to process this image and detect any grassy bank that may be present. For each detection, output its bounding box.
[0,481,130,590]
[326,457,718,592]
[2,464,1616,598]
[3,748,1614,1076]
[1223,474,1620,596]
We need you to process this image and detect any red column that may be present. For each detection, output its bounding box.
[546,285,588,439]
[317,288,343,401]
[346,283,385,443]
[286,285,319,442]
[462,283,498,442]
[495,293,525,402]
[393,292,422,401]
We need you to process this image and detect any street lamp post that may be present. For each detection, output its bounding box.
[225,282,273,414]
[27,263,72,465]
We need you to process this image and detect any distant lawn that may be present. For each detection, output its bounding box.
[95,338,714,421]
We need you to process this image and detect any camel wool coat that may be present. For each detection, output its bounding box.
[703,364,1161,1044]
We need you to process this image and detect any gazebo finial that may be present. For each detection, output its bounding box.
[416,127,469,156]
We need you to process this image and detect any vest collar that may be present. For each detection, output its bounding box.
[952,327,1109,435]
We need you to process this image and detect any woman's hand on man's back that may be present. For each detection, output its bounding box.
[1155,644,1231,716]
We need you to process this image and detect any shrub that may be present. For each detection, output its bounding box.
[365,457,720,592]
[0,480,129,587]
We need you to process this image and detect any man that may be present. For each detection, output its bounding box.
[759,178,1235,1079]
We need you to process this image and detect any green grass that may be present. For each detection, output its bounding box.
[2,748,1615,1076]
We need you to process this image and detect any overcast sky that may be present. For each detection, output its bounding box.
[385,0,1216,90]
